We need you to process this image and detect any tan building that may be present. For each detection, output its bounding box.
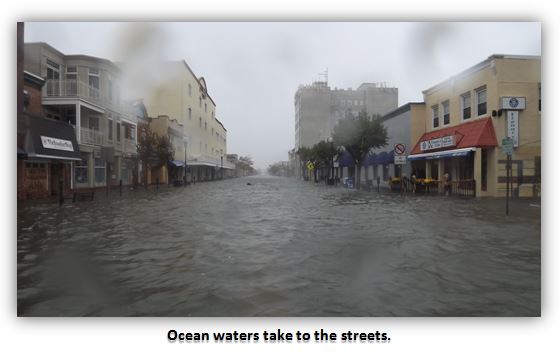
[409,54,541,197]
[141,61,234,182]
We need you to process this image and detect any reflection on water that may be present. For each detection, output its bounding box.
[17,176,540,316]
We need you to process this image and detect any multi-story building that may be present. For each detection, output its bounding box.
[141,61,234,182]
[294,80,398,178]
[294,81,398,150]
[409,54,541,197]
[23,42,139,190]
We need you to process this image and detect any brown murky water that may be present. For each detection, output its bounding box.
[17,176,540,316]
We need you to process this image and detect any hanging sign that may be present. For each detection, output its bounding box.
[506,111,519,147]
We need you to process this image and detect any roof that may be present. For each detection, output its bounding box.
[423,54,541,96]
[410,117,498,155]
[25,42,120,71]
[381,102,425,121]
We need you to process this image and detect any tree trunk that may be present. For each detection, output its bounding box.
[356,163,361,190]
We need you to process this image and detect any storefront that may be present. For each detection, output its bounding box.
[408,117,498,197]
[20,113,81,200]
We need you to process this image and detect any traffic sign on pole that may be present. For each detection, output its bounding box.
[394,143,406,155]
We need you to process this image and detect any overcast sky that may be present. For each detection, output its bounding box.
[24,22,541,169]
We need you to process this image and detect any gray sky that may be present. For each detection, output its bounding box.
[24,22,541,169]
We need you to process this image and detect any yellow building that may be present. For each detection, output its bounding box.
[409,54,541,197]
[142,61,233,182]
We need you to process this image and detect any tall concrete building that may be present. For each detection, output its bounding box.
[294,81,398,149]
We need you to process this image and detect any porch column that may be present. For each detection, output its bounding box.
[76,102,81,144]
[88,152,94,188]
[438,159,444,193]
[474,147,482,197]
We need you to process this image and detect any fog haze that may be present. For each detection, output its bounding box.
[24,22,541,169]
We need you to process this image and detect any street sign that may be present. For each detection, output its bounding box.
[394,155,407,165]
[502,137,514,155]
[394,143,406,155]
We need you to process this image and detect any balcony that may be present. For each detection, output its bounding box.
[80,128,104,145]
[44,80,136,121]
[45,80,102,105]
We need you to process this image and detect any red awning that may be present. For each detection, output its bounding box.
[410,117,498,155]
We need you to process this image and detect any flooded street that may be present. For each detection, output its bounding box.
[17,176,540,316]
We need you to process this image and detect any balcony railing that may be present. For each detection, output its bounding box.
[45,80,101,104]
[80,128,104,145]
[44,80,136,121]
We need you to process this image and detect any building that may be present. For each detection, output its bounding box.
[140,61,234,182]
[294,80,398,177]
[23,42,139,190]
[409,54,541,197]
[149,115,187,184]
[17,71,81,200]
[359,102,426,186]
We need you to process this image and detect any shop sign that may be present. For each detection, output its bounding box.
[40,136,74,152]
[394,155,407,165]
[506,111,519,147]
[501,96,526,110]
[420,135,455,151]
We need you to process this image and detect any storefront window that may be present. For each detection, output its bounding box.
[94,158,106,186]
[74,156,88,185]
[481,149,488,191]
[121,160,130,185]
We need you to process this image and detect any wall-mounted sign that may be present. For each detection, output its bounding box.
[506,111,519,147]
[501,97,526,110]
[40,136,74,152]
[502,137,514,155]
[420,135,455,152]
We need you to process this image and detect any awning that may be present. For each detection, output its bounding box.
[410,117,498,155]
[339,150,354,167]
[407,147,476,161]
[24,113,81,161]
[168,160,186,167]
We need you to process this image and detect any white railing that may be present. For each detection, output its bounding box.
[45,80,101,104]
[44,80,137,121]
[80,128,104,145]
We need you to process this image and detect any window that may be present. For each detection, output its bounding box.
[199,97,202,107]
[107,117,113,140]
[108,78,113,102]
[211,128,214,136]
[461,92,471,120]
[205,103,207,113]
[188,108,192,120]
[476,87,487,116]
[442,100,450,125]
[66,66,77,95]
[188,83,192,96]
[538,83,541,112]
[204,122,207,131]
[199,117,202,128]
[88,68,100,99]
[87,117,100,131]
[46,59,60,95]
[211,111,214,120]
[74,155,88,185]
[432,105,439,128]
[94,158,106,186]
[116,122,121,142]
[205,144,207,152]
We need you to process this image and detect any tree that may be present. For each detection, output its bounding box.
[136,126,159,188]
[332,110,388,190]
[237,155,257,176]
[296,146,314,181]
[312,140,339,183]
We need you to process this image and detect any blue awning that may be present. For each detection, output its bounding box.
[168,160,186,167]
[363,152,377,166]
[408,147,476,161]
[339,150,354,167]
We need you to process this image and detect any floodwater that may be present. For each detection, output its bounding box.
[17,176,540,316]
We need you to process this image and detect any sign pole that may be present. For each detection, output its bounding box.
[506,154,511,216]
